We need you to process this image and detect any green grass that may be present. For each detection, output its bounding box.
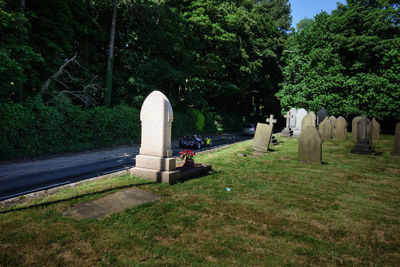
[1,134,400,266]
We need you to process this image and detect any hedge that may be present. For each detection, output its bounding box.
[0,102,237,160]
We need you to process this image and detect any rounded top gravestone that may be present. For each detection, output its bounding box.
[335,116,347,139]
[318,117,333,141]
[139,90,173,158]
[372,118,380,141]
[317,108,328,126]
[294,108,307,131]
[352,116,362,143]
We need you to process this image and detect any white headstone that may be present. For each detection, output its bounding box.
[293,108,307,137]
[131,91,180,184]
[139,91,173,157]
[289,108,297,128]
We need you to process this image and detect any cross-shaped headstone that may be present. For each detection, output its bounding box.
[284,112,290,128]
[266,114,277,128]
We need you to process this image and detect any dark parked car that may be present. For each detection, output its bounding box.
[241,123,256,135]
[179,135,212,149]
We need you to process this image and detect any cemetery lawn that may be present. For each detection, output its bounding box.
[1,135,400,266]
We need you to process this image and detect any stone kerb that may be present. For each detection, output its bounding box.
[131,91,180,184]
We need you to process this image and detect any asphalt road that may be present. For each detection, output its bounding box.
[0,133,252,201]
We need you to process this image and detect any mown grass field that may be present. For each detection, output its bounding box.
[1,134,399,266]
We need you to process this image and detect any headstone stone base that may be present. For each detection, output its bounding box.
[280,128,293,137]
[351,141,375,155]
[130,167,181,184]
[270,135,278,145]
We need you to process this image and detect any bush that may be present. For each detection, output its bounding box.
[0,102,140,160]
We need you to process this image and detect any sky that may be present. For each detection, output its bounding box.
[290,0,347,29]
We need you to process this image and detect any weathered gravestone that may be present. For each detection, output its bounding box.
[280,111,293,137]
[317,108,328,126]
[293,108,307,137]
[329,116,337,137]
[352,116,362,143]
[335,116,347,139]
[130,91,180,184]
[298,126,323,164]
[318,117,332,141]
[391,122,400,156]
[309,111,316,121]
[351,116,375,155]
[372,118,380,141]
[266,115,278,145]
[289,108,297,129]
[252,123,273,152]
[302,112,316,130]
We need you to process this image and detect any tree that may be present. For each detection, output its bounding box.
[104,1,117,107]
[276,1,400,123]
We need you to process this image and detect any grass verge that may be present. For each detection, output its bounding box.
[1,134,399,266]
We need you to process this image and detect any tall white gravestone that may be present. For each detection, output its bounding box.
[130,91,180,184]
[293,108,307,137]
[289,108,297,128]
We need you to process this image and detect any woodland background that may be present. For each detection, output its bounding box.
[0,0,399,159]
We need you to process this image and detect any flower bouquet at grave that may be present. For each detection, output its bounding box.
[179,150,196,168]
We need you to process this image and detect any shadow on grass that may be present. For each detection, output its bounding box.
[0,181,156,214]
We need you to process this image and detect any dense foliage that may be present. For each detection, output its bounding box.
[276,0,400,123]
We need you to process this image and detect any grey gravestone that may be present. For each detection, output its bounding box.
[266,115,278,145]
[335,116,347,139]
[372,118,380,141]
[252,123,273,152]
[293,108,307,137]
[302,113,316,130]
[317,108,328,126]
[280,111,293,137]
[352,116,362,143]
[289,108,297,128]
[298,126,323,164]
[351,116,375,155]
[329,116,337,137]
[318,117,332,141]
[391,122,400,156]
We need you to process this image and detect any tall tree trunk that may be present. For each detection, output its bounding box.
[104,1,117,107]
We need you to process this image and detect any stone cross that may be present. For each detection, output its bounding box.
[266,114,277,128]
[284,112,290,128]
